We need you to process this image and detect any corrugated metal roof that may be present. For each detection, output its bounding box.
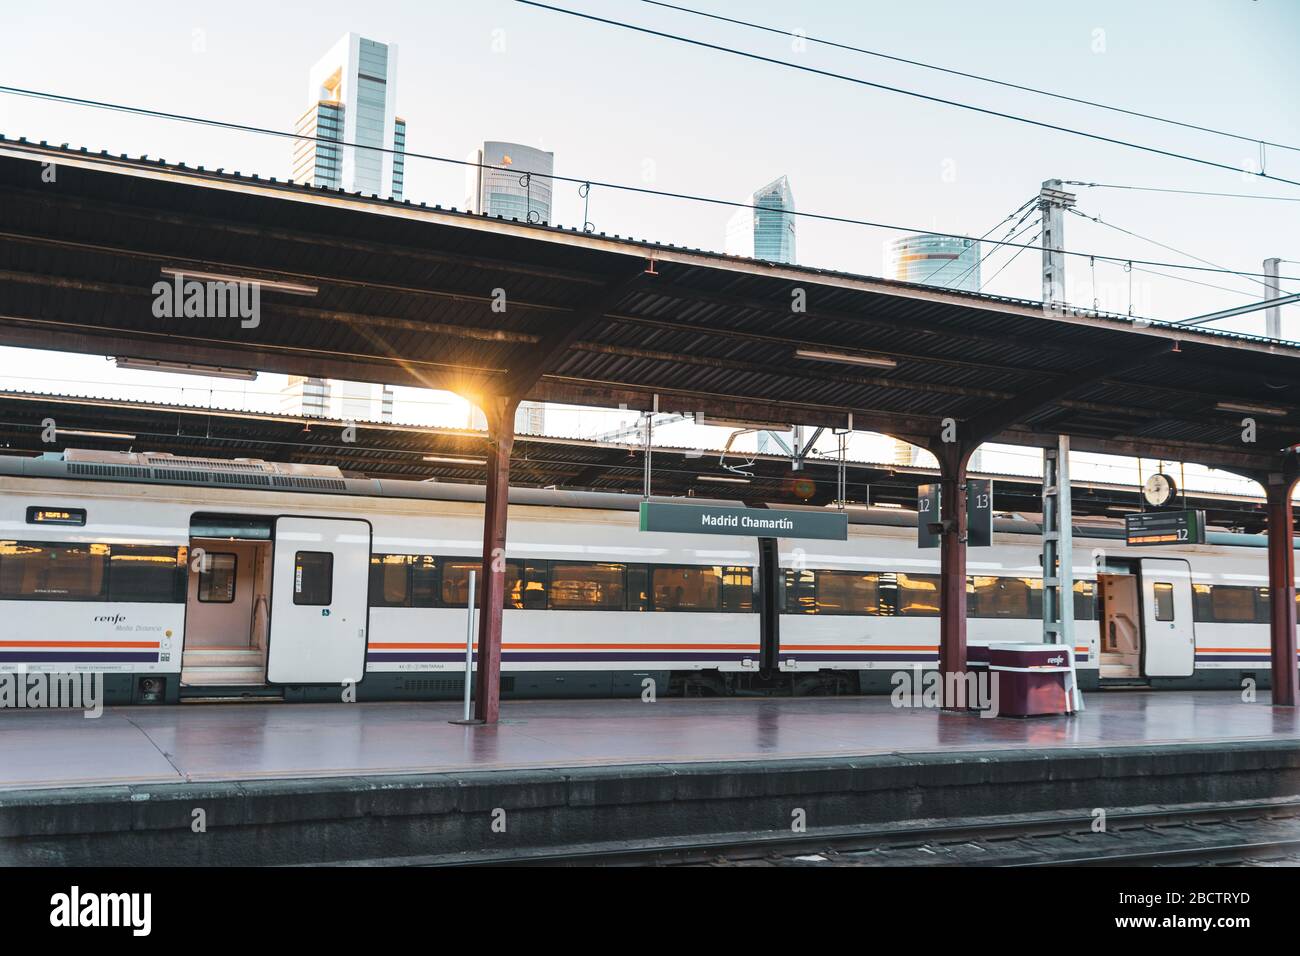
[1,137,1297,478]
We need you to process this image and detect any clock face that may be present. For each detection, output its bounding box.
[1143,473,1177,507]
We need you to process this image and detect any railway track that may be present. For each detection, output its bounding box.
[364,798,1300,867]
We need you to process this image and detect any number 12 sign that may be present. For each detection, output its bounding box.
[917,478,993,549]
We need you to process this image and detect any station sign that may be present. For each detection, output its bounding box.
[1124,509,1206,547]
[917,479,993,549]
[638,502,848,540]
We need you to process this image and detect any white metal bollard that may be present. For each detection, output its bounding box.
[461,570,476,721]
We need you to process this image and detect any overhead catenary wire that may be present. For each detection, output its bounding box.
[515,0,1300,188]
[1068,206,1278,296]
[1128,262,1272,299]
[914,195,1035,285]
[945,208,1041,290]
[1066,181,1300,203]
[1,83,1297,284]
[637,0,1300,156]
[980,229,1041,293]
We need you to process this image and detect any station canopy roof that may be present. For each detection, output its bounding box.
[0,390,1281,532]
[2,137,1299,482]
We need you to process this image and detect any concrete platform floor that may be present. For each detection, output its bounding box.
[2,690,1299,792]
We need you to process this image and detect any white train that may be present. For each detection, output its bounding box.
[0,449,1289,704]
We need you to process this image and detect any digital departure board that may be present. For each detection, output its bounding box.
[25,507,87,526]
[1124,509,1206,547]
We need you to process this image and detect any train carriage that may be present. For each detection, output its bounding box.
[0,449,1291,705]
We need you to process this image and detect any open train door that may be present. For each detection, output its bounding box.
[267,516,372,685]
[1139,557,1195,678]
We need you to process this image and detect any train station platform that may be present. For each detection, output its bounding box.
[2,691,1300,865]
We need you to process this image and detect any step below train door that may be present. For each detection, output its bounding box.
[1139,557,1195,678]
[266,516,372,686]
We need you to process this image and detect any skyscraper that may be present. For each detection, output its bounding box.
[281,377,393,422]
[725,175,796,264]
[885,235,982,292]
[465,142,554,223]
[292,34,405,200]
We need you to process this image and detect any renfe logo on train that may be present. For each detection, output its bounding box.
[638,502,848,540]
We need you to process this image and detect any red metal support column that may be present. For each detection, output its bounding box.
[473,395,519,724]
[937,442,973,709]
[1265,476,1299,707]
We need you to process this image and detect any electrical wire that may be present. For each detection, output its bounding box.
[914,195,1034,285]
[913,197,1029,285]
[980,229,1041,292]
[2,83,1297,282]
[1129,263,1272,299]
[1066,181,1300,202]
[515,1,1300,187]
[637,0,1300,155]
[946,209,1041,289]
[1068,206,1275,295]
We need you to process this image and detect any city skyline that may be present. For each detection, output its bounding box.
[0,0,1296,499]
[2,2,1294,322]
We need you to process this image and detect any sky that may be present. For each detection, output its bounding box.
[0,0,1296,500]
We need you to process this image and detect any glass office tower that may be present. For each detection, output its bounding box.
[725,175,796,264]
[292,34,404,201]
[465,142,555,224]
[885,235,982,292]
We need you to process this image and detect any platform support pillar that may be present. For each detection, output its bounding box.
[473,395,519,724]
[1041,436,1074,647]
[937,442,974,709]
[1265,474,1299,707]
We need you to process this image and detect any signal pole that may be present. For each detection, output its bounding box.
[1039,179,1076,647]
[1265,257,1282,339]
[1038,179,1076,310]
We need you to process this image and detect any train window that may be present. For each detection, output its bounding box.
[785,569,817,613]
[0,541,108,601]
[1153,582,1175,621]
[411,556,439,607]
[369,554,410,608]
[1073,580,1096,622]
[1257,587,1278,624]
[896,573,941,617]
[722,567,754,612]
[550,562,626,610]
[967,576,1032,618]
[1192,583,1213,621]
[507,561,549,610]
[198,552,238,603]
[815,570,881,615]
[109,545,187,603]
[626,565,649,611]
[1209,585,1257,623]
[293,551,333,606]
[440,560,480,608]
[652,566,722,611]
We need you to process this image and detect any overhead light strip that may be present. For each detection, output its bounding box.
[793,348,898,369]
[159,267,318,296]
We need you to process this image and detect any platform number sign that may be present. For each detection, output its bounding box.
[917,479,993,549]
[917,483,942,549]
